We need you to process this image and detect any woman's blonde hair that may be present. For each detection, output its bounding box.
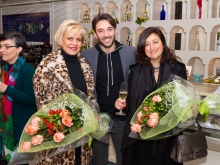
[54,20,86,46]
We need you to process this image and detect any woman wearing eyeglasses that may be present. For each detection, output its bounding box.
[0,31,37,164]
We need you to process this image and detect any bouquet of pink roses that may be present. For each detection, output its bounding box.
[8,89,111,165]
[131,94,168,133]
[19,106,85,152]
[17,92,110,153]
[130,75,200,140]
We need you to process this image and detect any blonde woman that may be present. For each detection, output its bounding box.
[33,20,96,165]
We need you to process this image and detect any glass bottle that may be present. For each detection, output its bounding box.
[84,11,88,23]
[87,16,90,23]
[194,30,200,51]
[143,4,149,21]
[120,16,124,22]
[111,11,116,19]
[87,36,90,48]
[126,32,130,46]
[83,40,87,49]
[160,5,166,20]
[87,11,90,23]
[124,5,128,22]
[111,11,118,24]
[216,32,220,51]
[128,7,132,22]
[129,33,132,46]
[98,7,101,16]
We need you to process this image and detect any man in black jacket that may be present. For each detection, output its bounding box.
[82,13,135,165]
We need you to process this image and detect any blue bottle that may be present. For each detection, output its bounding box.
[160,5,166,20]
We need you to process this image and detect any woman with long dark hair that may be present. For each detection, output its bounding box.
[121,27,186,165]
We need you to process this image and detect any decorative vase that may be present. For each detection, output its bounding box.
[197,0,202,19]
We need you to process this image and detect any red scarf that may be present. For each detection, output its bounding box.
[2,66,15,123]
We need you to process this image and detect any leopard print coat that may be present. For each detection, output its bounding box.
[33,47,96,109]
[33,47,95,165]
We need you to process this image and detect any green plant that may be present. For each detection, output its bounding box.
[135,17,146,25]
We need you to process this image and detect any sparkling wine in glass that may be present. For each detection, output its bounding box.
[116,82,128,116]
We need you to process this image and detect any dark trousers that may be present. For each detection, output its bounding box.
[122,138,183,165]
[0,159,7,165]
[91,119,125,165]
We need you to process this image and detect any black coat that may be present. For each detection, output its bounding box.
[122,61,186,165]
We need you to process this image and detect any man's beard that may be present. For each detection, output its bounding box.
[98,36,115,49]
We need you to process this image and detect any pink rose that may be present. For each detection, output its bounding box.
[25,124,39,135]
[130,124,141,133]
[30,117,41,125]
[20,142,32,151]
[144,106,150,112]
[31,135,44,146]
[53,132,65,142]
[148,118,159,128]
[137,112,143,121]
[152,95,162,103]
[149,112,159,120]
[60,110,70,118]
[62,115,73,127]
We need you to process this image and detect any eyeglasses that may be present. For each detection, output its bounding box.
[0,45,17,50]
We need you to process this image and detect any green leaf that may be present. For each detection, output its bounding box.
[57,120,61,125]
[114,18,119,24]
[37,115,50,119]
[88,140,92,148]
[43,136,53,141]
[37,128,47,135]
[39,122,47,129]
[65,106,72,112]
[69,126,78,132]
[135,17,146,26]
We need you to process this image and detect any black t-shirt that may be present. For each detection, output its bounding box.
[95,41,124,119]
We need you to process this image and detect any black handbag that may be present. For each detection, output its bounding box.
[170,119,208,163]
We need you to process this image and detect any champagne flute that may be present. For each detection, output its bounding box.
[116,82,128,116]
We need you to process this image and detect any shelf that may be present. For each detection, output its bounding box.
[119,0,132,22]
[136,1,149,20]
[106,1,117,16]
[80,3,90,23]
[175,50,220,78]
[78,0,220,78]
[188,78,219,96]
[92,2,103,19]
